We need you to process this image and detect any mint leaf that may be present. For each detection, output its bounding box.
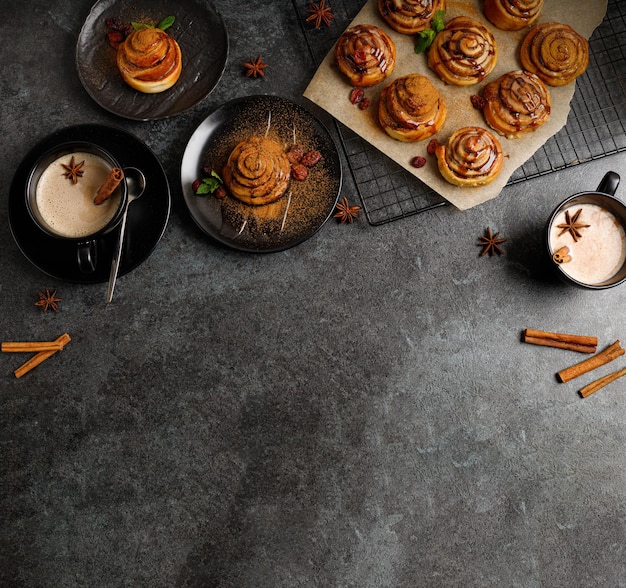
[131,22,153,30]
[195,172,223,195]
[414,29,436,54]
[131,16,175,31]
[432,10,446,33]
[413,10,445,53]
[158,16,175,30]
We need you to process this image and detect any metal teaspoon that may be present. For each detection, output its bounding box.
[106,167,146,302]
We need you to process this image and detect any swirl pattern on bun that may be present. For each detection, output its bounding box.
[378,74,447,142]
[428,16,498,86]
[483,0,543,31]
[378,0,446,35]
[520,23,589,86]
[222,136,291,206]
[435,126,504,187]
[335,24,396,87]
[481,70,551,139]
[117,28,182,93]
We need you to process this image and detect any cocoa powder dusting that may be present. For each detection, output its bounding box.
[200,98,339,249]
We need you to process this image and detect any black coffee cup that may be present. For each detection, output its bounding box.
[26,141,128,272]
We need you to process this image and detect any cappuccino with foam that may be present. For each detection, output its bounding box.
[34,151,122,238]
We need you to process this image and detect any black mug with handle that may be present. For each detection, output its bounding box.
[546,171,626,290]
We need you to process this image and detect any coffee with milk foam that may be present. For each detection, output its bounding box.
[35,151,122,238]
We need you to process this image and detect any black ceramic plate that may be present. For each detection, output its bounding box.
[8,124,171,284]
[76,0,228,120]
[181,95,342,253]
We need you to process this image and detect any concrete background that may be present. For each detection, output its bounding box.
[2,1,625,586]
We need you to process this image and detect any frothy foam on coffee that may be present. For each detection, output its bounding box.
[35,151,122,238]
[549,203,626,285]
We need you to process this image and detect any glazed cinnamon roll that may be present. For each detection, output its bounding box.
[435,126,504,187]
[378,0,446,35]
[222,136,291,206]
[520,23,589,86]
[428,16,498,86]
[334,24,396,87]
[483,0,543,31]
[378,74,447,142]
[117,28,182,93]
[480,70,551,139]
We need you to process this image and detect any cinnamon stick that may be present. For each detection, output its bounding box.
[14,333,71,379]
[2,341,64,353]
[523,336,597,354]
[94,167,124,205]
[580,367,626,398]
[557,340,624,383]
[522,328,597,353]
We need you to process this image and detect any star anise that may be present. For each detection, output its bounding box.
[306,0,335,28]
[556,208,590,242]
[243,55,268,78]
[478,227,506,256]
[35,288,61,312]
[334,196,361,224]
[61,156,85,184]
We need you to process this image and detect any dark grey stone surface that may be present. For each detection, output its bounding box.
[2,1,625,587]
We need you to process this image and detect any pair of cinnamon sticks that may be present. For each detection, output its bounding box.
[522,328,625,398]
[2,333,71,378]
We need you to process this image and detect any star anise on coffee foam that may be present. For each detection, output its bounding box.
[61,156,85,184]
[556,208,590,242]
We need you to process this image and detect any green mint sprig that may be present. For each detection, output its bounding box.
[132,16,175,31]
[195,171,223,195]
[414,10,446,54]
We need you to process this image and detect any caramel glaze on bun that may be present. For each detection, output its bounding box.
[117,27,182,93]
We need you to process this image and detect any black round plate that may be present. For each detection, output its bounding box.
[8,124,171,284]
[76,0,228,120]
[181,95,342,253]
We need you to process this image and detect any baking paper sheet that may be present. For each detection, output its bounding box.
[304,0,608,210]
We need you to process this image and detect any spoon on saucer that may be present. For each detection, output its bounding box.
[106,167,146,302]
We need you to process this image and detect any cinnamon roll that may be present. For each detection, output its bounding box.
[117,28,182,93]
[378,0,446,35]
[480,70,551,139]
[520,23,589,86]
[483,0,543,31]
[334,24,396,87]
[428,16,498,86]
[435,126,504,187]
[379,74,447,142]
[222,136,291,206]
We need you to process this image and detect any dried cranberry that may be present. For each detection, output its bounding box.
[358,97,370,110]
[410,156,427,168]
[291,164,308,181]
[300,150,322,167]
[107,30,124,48]
[201,166,215,176]
[349,87,364,104]
[353,50,368,64]
[214,186,227,199]
[286,145,305,164]
[427,139,439,155]
[471,95,486,110]
[106,17,124,31]
[192,179,202,193]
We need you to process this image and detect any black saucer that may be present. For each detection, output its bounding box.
[8,124,171,284]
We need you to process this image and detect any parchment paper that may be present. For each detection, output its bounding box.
[304,0,608,210]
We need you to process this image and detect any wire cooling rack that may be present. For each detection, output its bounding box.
[295,0,626,225]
